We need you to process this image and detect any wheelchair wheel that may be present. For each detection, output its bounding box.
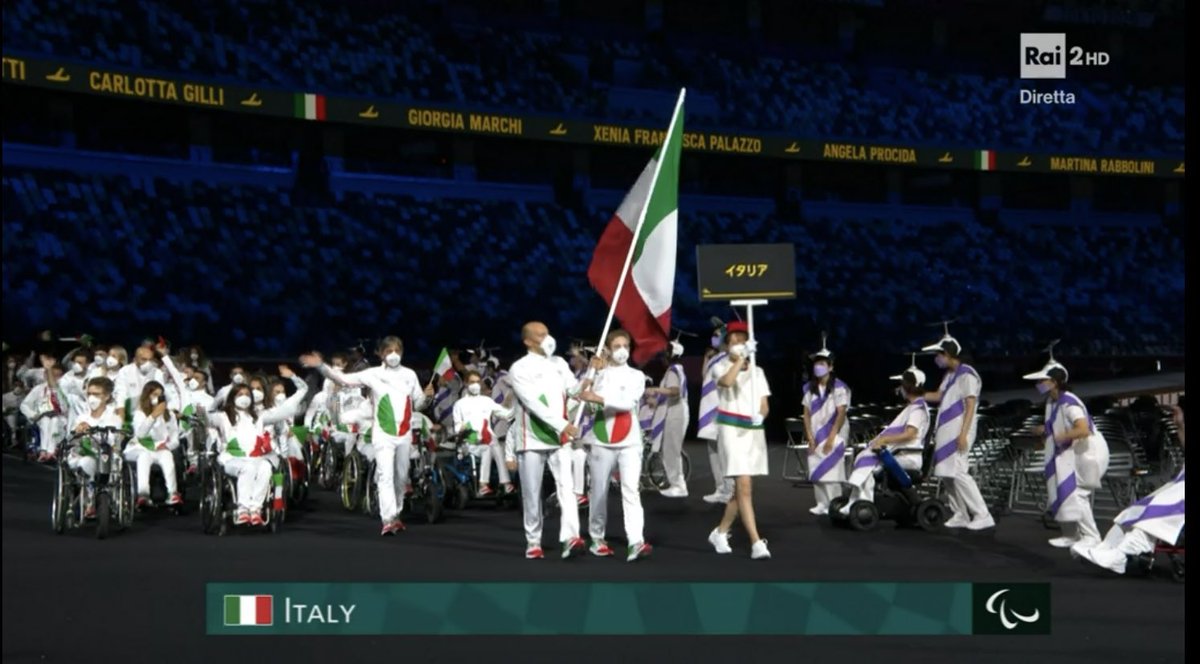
[915,498,947,531]
[319,442,340,490]
[341,453,362,511]
[646,453,669,490]
[848,500,879,532]
[455,483,471,510]
[120,462,136,528]
[1168,554,1184,583]
[423,478,444,524]
[681,451,691,481]
[200,469,220,535]
[364,473,379,517]
[828,496,850,524]
[95,491,112,540]
[51,463,69,534]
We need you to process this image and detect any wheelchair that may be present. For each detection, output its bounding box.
[441,431,519,510]
[128,443,187,516]
[198,448,286,535]
[829,447,947,532]
[52,427,135,539]
[1127,540,1185,583]
[399,430,447,524]
[640,432,692,492]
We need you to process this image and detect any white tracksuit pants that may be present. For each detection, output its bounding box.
[38,417,64,454]
[572,446,588,495]
[125,447,178,496]
[518,447,580,545]
[369,438,411,524]
[705,438,734,496]
[67,451,97,479]
[813,483,843,509]
[587,444,644,544]
[1054,489,1102,543]
[471,443,510,486]
[845,449,921,505]
[661,410,687,489]
[941,470,992,522]
[222,456,273,511]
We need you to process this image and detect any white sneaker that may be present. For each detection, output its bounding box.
[944,514,970,529]
[703,492,731,504]
[750,539,771,560]
[708,528,732,554]
[659,485,688,498]
[1048,536,1078,548]
[809,505,828,516]
[966,515,996,531]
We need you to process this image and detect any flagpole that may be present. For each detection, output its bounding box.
[572,87,686,430]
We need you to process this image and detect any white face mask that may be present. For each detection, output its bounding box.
[540,335,557,357]
[273,392,286,403]
[190,352,199,361]
[186,378,201,391]
[234,395,252,410]
[611,347,630,365]
[71,363,85,375]
[466,383,482,396]
[139,361,155,375]
[385,352,402,368]
[106,356,120,368]
[730,343,748,359]
[231,373,245,385]
[150,395,161,406]
[93,354,105,366]
[252,389,264,404]
[87,395,104,411]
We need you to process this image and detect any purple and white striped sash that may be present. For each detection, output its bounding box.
[933,366,978,465]
[696,353,727,434]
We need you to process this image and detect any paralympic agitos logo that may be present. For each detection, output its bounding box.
[972,583,1051,635]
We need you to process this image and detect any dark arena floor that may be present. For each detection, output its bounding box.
[1,441,1183,664]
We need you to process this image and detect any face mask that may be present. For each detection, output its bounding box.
[385,352,402,368]
[186,378,200,391]
[234,395,252,410]
[332,364,345,372]
[1036,382,1052,395]
[813,364,830,378]
[895,386,905,398]
[139,361,155,375]
[467,383,482,396]
[935,355,949,369]
[540,335,557,357]
[252,389,264,404]
[93,355,105,366]
[232,373,245,384]
[71,364,85,375]
[730,343,747,359]
[87,395,104,411]
[190,352,199,361]
[106,356,120,368]
[611,347,630,365]
[150,396,161,406]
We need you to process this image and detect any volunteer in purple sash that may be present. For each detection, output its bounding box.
[648,339,690,498]
[921,335,995,530]
[801,338,850,515]
[706,321,772,560]
[840,364,929,513]
[1075,398,1182,573]
[1024,360,1110,549]
[698,322,735,504]
[577,329,653,562]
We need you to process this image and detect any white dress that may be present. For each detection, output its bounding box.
[714,360,771,477]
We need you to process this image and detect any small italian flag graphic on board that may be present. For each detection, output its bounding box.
[976,149,996,171]
[294,93,326,120]
[224,595,273,626]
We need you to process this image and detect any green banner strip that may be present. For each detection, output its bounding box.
[1,52,1181,178]
[206,582,986,635]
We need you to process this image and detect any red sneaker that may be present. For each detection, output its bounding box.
[136,496,149,509]
[381,522,398,536]
[525,545,544,559]
[249,512,265,527]
[478,486,495,497]
[561,536,586,559]
[167,492,183,506]
[234,511,251,525]
[576,495,589,507]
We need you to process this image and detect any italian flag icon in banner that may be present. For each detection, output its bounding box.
[224,595,273,626]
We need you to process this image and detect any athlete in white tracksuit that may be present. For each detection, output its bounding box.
[304,337,433,535]
[504,322,586,559]
[922,336,995,530]
[129,386,182,505]
[209,370,307,525]
[578,330,653,561]
[452,372,515,494]
[160,354,216,470]
[1023,361,1110,549]
[20,366,67,460]
[649,342,690,498]
[802,349,849,515]
[842,369,929,510]
[64,376,124,517]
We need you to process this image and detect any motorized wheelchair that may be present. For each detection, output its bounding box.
[51,427,135,539]
[829,446,948,532]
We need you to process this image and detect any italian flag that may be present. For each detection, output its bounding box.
[433,347,455,382]
[591,406,633,444]
[294,93,326,121]
[976,149,996,171]
[224,595,273,626]
[586,89,684,365]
